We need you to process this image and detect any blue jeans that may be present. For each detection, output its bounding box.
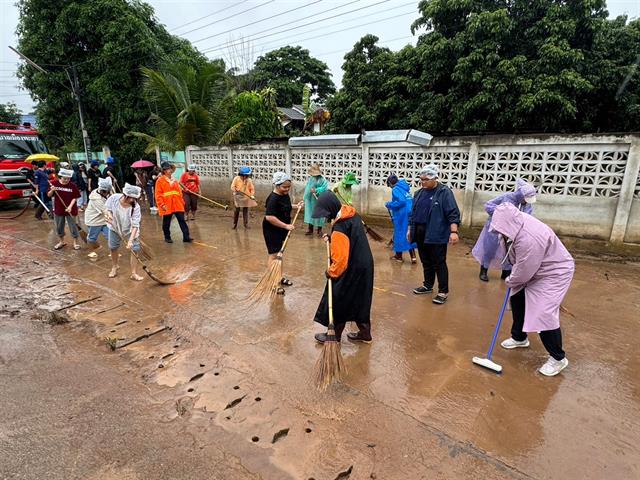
[87,225,109,243]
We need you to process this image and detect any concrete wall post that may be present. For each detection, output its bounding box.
[610,136,640,243]
[461,140,479,228]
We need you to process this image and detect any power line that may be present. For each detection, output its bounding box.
[200,0,394,55]
[312,34,415,58]
[190,0,326,44]
[179,0,279,37]
[170,0,252,33]
[246,9,416,58]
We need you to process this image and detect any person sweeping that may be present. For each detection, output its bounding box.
[155,162,193,243]
[312,191,374,345]
[490,203,574,377]
[385,174,417,263]
[230,166,256,229]
[262,172,302,295]
[303,163,329,237]
[84,177,112,258]
[180,164,201,221]
[104,184,144,281]
[48,168,81,251]
[332,172,359,206]
[472,179,537,282]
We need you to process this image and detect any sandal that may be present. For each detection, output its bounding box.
[130,273,144,281]
[432,293,448,305]
[280,277,293,286]
[108,266,119,278]
[54,242,67,250]
[73,244,81,250]
[276,287,285,295]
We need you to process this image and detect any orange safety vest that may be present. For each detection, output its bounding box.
[155,175,185,215]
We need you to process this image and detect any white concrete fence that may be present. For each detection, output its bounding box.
[186,133,640,245]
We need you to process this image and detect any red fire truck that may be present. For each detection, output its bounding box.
[0,122,48,201]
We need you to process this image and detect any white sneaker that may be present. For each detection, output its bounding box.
[539,357,569,377]
[500,337,530,349]
[87,252,98,258]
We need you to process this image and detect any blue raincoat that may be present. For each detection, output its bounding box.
[304,175,329,227]
[385,179,416,253]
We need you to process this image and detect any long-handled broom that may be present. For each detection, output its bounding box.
[313,240,346,390]
[246,204,302,304]
[180,184,229,210]
[472,288,511,373]
[110,221,174,285]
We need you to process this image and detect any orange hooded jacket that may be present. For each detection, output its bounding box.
[155,174,185,215]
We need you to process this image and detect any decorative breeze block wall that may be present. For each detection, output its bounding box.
[475,146,629,197]
[368,148,469,189]
[290,149,363,185]
[231,149,286,182]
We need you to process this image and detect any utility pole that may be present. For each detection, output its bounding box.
[68,65,92,162]
[9,46,92,162]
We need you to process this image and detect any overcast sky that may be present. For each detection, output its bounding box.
[1,0,639,113]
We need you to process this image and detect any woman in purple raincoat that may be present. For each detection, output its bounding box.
[472,179,537,282]
[490,203,574,377]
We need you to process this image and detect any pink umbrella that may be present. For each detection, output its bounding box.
[131,159,155,169]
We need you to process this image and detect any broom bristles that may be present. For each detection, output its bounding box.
[246,259,283,305]
[365,224,385,242]
[313,326,347,391]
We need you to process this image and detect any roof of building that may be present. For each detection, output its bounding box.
[278,107,305,121]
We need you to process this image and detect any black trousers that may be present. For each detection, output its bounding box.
[414,224,449,293]
[162,212,190,240]
[510,288,565,360]
[233,207,248,226]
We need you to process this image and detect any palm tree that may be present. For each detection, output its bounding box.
[130,62,231,153]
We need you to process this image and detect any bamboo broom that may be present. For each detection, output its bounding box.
[313,239,346,390]
[246,204,302,305]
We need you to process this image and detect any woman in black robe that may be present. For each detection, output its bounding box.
[312,191,374,343]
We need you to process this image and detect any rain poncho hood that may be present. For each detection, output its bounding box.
[489,203,574,332]
[312,191,342,220]
[472,179,536,269]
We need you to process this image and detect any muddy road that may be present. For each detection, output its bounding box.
[1,205,639,479]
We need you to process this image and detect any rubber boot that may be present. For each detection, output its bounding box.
[232,209,239,229]
[501,269,512,280]
[479,266,489,282]
[305,224,313,236]
[316,226,322,237]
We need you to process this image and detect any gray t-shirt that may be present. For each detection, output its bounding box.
[105,194,141,239]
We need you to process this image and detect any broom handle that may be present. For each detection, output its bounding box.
[278,205,302,254]
[180,183,229,209]
[326,240,334,328]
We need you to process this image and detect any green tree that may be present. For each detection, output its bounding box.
[327,35,412,133]
[222,87,283,144]
[252,46,336,107]
[16,0,207,168]
[0,102,22,125]
[329,1,640,134]
[130,62,230,152]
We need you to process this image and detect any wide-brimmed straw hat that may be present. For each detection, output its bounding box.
[308,164,322,176]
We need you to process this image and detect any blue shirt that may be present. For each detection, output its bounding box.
[412,188,435,224]
[34,169,49,191]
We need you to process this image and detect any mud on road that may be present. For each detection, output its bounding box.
[1,208,639,479]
